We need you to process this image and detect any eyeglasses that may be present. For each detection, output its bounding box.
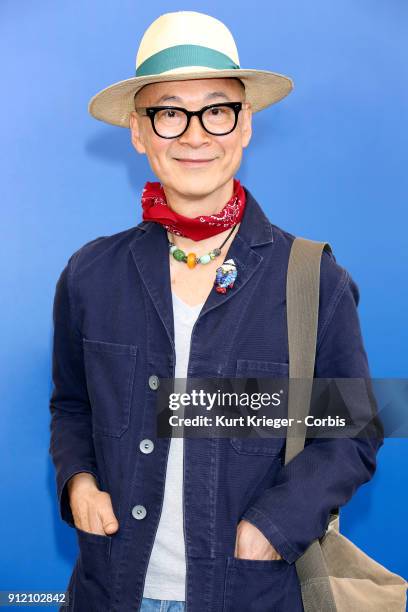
[135,101,244,139]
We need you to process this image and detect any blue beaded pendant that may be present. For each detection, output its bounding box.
[214,259,238,294]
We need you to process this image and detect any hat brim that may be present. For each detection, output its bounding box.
[88,68,294,127]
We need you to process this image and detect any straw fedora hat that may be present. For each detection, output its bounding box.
[88,10,294,128]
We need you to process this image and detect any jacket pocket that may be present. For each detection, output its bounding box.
[236,360,289,377]
[231,360,289,457]
[74,526,112,608]
[222,556,303,612]
[83,338,138,437]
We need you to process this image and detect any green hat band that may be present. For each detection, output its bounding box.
[136,44,240,77]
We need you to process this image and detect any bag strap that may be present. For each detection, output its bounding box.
[285,237,338,612]
[285,237,331,462]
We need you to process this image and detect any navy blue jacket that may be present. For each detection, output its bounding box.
[49,187,383,612]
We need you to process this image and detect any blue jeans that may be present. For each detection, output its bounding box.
[140,597,185,611]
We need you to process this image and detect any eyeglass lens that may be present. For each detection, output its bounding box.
[154,106,236,137]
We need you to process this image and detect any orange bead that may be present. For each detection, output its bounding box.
[187,253,197,269]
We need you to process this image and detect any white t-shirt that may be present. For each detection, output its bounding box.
[143,291,205,600]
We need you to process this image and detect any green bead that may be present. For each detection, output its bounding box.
[209,251,216,260]
[173,248,186,261]
[199,254,211,264]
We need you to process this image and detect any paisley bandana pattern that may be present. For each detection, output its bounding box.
[141,178,246,241]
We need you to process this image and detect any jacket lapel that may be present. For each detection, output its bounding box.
[129,220,174,348]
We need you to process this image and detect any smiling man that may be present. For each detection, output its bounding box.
[49,10,382,612]
[129,77,252,310]
[131,78,249,208]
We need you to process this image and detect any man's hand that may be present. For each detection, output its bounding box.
[67,472,119,536]
[234,519,282,560]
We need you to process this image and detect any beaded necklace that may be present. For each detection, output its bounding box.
[167,223,239,269]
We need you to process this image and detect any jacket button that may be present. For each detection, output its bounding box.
[139,439,154,454]
[132,505,147,520]
[148,375,160,390]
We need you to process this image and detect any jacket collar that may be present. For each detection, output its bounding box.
[129,187,274,350]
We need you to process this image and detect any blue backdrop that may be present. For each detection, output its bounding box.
[1,0,407,602]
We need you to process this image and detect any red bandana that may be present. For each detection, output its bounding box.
[141,178,246,241]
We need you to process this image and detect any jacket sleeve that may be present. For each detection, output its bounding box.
[48,254,100,528]
[240,266,384,563]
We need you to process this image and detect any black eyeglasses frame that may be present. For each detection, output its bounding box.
[135,101,244,139]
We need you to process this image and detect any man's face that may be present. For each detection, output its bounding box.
[129,78,252,198]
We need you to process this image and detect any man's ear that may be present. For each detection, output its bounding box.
[129,111,146,154]
[241,103,252,149]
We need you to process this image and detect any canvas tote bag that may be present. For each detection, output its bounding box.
[285,237,407,612]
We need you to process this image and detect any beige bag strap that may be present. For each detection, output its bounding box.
[285,237,337,612]
[285,237,331,461]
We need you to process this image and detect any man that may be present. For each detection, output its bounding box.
[49,11,382,612]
